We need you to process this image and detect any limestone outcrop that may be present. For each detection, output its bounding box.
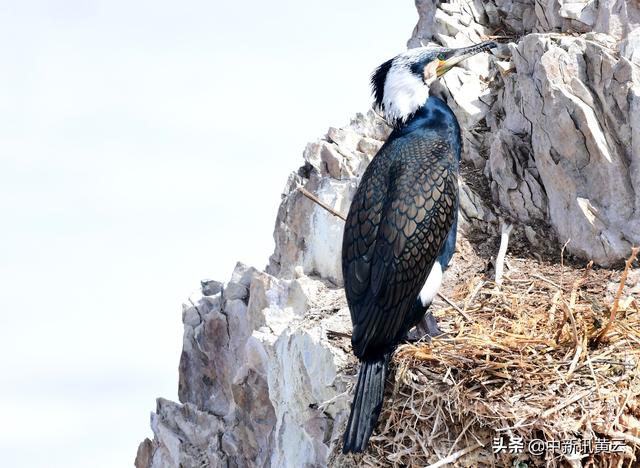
[136,1,639,466]
[411,0,640,264]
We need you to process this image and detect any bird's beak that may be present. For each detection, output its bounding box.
[436,40,497,77]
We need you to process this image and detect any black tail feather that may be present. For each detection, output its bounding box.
[342,353,391,453]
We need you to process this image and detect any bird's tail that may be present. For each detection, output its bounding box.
[342,352,391,453]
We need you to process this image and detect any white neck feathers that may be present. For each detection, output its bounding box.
[381,52,430,124]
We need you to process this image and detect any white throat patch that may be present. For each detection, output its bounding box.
[382,50,431,124]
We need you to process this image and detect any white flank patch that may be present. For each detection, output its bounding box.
[419,260,443,307]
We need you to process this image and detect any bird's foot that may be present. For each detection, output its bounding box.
[405,311,443,342]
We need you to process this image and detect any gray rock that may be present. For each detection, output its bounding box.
[459,179,498,228]
[268,111,390,285]
[488,129,547,222]
[620,28,640,66]
[489,34,639,264]
[407,0,440,47]
[135,398,225,468]
[200,278,222,296]
[223,262,258,302]
[138,1,640,466]
[139,262,352,467]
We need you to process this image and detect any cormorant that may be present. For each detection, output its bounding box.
[341,41,496,453]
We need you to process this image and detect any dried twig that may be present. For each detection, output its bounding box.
[532,274,562,290]
[483,35,515,40]
[326,329,351,339]
[425,443,482,468]
[360,254,640,467]
[437,292,472,322]
[296,183,346,221]
[540,389,592,418]
[596,246,640,342]
[560,238,571,288]
[494,222,513,285]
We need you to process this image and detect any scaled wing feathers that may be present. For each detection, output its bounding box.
[341,132,457,357]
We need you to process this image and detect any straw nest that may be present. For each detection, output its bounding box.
[362,249,640,468]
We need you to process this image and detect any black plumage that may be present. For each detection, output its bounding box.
[342,107,459,357]
[341,97,460,453]
[341,41,496,454]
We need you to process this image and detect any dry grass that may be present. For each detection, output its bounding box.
[363,250,640,467]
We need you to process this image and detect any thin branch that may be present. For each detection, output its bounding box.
[425,443,482,468]
[560,238,571,289]
[596,246,640,342]
[326,329,351,339]
[532,274,562,290]
[446,418,476,457]
[495,222,513,285]
[541,389,591,418]
[437,292,472,322]
[481,34,516,40]
[296,183,346,221]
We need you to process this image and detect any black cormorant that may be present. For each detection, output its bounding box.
[341,41,496,453]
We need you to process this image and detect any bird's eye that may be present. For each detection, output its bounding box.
[437,53,446,61]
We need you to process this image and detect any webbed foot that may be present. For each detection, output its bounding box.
[404,311,443,342]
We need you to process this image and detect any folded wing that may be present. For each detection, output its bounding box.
[342,132,458,357]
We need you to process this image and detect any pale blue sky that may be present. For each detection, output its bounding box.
[0,1,416,466]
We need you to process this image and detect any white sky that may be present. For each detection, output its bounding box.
[0,1,416,466]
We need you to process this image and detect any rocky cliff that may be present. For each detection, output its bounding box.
[135,1,640,466]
